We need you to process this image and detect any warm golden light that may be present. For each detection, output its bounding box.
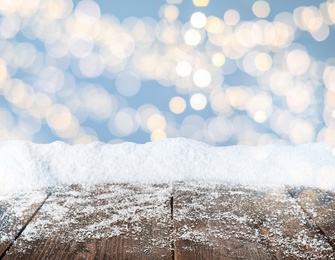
[169,96,186,114]
[192,0,209,7]
[252,1,270,18]
[211,53,226,67]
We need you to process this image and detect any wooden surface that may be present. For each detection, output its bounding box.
[1,182,335,259]
[290,187,335,249]
[3,184,172,260]
[173,182,334,259]
[0,191,48,257]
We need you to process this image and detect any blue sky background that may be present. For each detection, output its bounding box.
[0,0,334,145]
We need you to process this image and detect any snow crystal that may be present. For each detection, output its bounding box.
[0,138,335,194]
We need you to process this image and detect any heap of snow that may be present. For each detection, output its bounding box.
[1,138,335,194]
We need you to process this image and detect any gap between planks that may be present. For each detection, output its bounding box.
[2,184,334,259]
[0,192,52,260]
[287,188,335,252]
[170,195,175,260]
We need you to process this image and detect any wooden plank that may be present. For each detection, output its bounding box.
[173,182,334,260]
[0,191,48,257]
[289,187,335,249]
[4,183,172,259]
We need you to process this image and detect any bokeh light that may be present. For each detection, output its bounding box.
[0,0,333,146]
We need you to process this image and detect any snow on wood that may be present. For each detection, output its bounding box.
[2,183,334,259]
[0,191,48,257]
[173,182,334,259]
[290,187,335,249]
[4,184,172,259]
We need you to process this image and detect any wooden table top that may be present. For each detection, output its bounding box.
[1,182,334,259]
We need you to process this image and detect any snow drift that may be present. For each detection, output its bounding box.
[1,138,335,194]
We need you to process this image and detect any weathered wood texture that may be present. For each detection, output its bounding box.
[4,184,172,260]
[0,191,48,257]
[290,187,335,249]
[173,182,334,260]
[1,183,335,259]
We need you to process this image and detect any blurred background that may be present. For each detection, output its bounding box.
[0,0,334,145]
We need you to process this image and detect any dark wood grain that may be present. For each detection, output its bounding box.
[173,182,334,260]
[289,187,335,249]
[0,191,48,256]
[4,184,172,260]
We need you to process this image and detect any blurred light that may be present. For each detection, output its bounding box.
[254,53,272,71]
[0,0,21,15]
[0,58,7,85]
[29,93,52,119]
[46,104,72,132]
[166,0,183,4]
[192,0,209,7]
[104,33,135,59]
[301,7,323,32]
[115,72,141,97]
[327,2,335,24]
[286,85,311,114]
[156,20,180,44]
[13,43,36,68]
[226,87,250,110]
[19,113,41,135]
[151,129,167,141]
[169,96,186,114]
[45,0,73,20]
[0,0,333,146]
[193,69,211,88]
[311,23,329,42]
[289,119,314,144]
[75,0,101,24]
[205,16,224,34]
[5,80,34,109]
[190,12,207,28]
[286,49,310,75]
[109,108,139,137]
[36,66,64,93]
[181,114,204,138]
[0,14,20,38]
[176,61,192,77]
[323,66,335,91]
[235,22,256,48]
[184,29,202,46]
[147,113,167,131]
[211,53,226,67]
[224,9,240,26]
[190,93,207,110]
[252,1,270,18]
[79,86,114,120]
[210,89,232,115]
[0,109,14,131]
[138,105,160,132]
[206,116,232,142]
[270,110,293,134]
[155,61,177,86]
[247,93,272,123]
[69,34,93,58]
[163,5,179,21]
[78,52,105,78]
[317,128,335,143]
[45,35,70,58]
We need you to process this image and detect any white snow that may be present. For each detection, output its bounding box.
[0,138,335,194]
